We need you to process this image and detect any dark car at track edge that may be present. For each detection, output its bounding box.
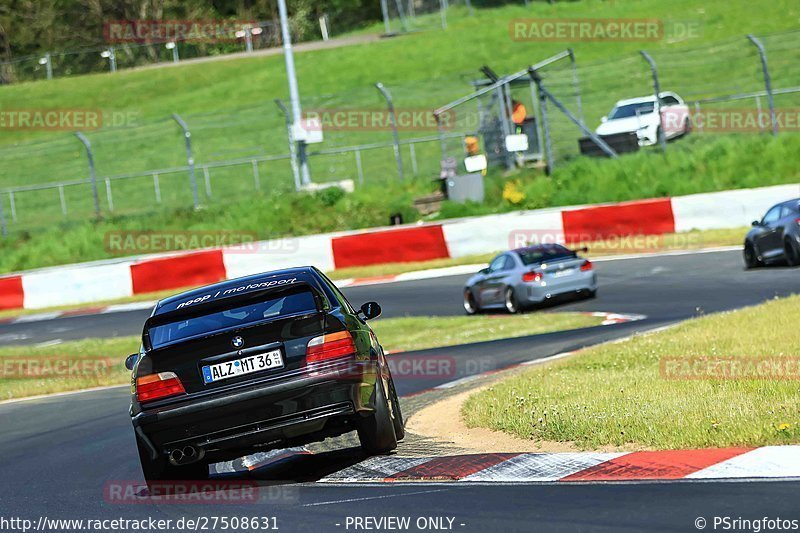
[744,198,800,268]
[125,266,403,484]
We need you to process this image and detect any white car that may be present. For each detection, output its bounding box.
[595,91,691,146]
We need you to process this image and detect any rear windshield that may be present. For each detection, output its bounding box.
[609,101,655,119]
[517,245,574,266]
[149,289,318,348]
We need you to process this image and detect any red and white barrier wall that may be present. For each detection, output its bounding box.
[1,183,797,311]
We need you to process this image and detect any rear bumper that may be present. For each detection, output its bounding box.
[132,360,378,459]
[519,271,597,303]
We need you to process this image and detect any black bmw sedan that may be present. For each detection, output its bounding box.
[744,198,800,268]
[126,267,403,484]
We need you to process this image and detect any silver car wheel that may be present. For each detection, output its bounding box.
[504,287,518,314]
[463,290,478,315]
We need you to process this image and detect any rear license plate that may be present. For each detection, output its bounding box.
[551,268,576,277]
[202,349,284,384]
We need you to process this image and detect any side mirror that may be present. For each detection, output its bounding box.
[600,116,608,123]
[751,220,761,227]
[359,301,382,320]
[124,353,138,371]
[479,267,490,275]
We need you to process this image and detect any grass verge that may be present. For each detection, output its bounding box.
[0,312,601,401]
[463,295,800,450]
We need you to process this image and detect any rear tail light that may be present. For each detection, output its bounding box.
[522,271,543,282]
[581,260,593,272]
[306,331,356,364]
[136,372,186,403]
[795,218,800,225]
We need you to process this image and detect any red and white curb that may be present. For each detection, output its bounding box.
[0,182,790,312]
[585,311,646,325]
[317,446,800,483]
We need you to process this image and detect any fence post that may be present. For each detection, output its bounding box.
[439,0,448,30]
[105,178,114,211]
[203,167,212,197]
[171,113,200,208]
[152,174,161,203]
[536,78,554,175]
[640,50,667,152]
[755,94,764,131]
[529,78,546,159]
[252,160,261,190]
[354,149,364,184]
[747,34,778,136]
[380,0,392,34]
[44,52,53,80]
[8,191,16,222]
[497,84,515,170]
[0,193,6,237]
[58,185,67,216]
[275,99,302,191]
[694,102,702,133]
[567,48,585,125]
[409,143,418,176]
[375,82,404,181]
[74,132,101,218]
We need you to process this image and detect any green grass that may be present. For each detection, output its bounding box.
[371,313,602,353]
[0,0,798,271]
[0,312,600,400]
[463,295,800,450]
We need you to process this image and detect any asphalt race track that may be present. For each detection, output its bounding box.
[1,248,799,531]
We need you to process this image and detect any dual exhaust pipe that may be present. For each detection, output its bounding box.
[168,445,204,466]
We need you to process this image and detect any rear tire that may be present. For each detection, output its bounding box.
[463,289,479,315]
[357,379,398,455]
[785,238,800,267]
[744,242,761,269]
[504,287,520,314]
[137,439,208,488]
[387,376,405,441]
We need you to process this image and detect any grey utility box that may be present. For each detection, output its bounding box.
[446,172,485,203]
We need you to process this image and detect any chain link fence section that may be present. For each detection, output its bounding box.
[381,0,474,34]
[1,22,282,84]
